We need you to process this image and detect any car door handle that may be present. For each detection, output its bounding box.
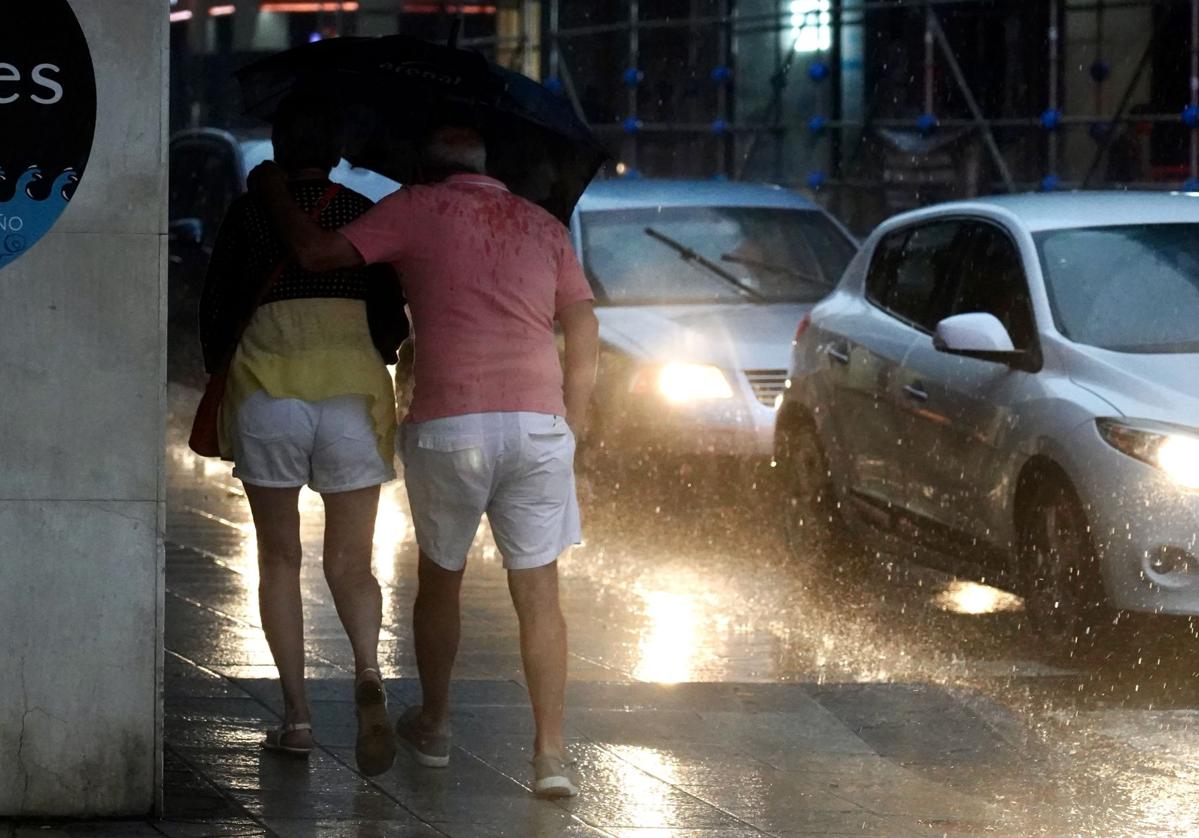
[827,345,850,365]
[903,383,929,401]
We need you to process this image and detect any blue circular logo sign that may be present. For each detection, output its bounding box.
[0,0,96,272]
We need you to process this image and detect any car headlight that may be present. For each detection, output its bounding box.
[1096,419,1199,491]
[632,362,734,403]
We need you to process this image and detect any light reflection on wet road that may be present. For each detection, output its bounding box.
[166,411,1199,836]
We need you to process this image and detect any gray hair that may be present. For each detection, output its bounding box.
[422,125,487,175]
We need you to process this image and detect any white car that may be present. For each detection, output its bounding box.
[570,179,856,466]
[776,192,1199,648]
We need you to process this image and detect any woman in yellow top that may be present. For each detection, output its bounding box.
[198,95,406,776]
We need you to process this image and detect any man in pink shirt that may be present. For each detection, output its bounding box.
[249,124,599,797]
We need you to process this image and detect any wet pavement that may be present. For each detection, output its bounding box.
[11,384,1199,836]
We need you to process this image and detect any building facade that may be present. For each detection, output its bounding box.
[169,0,1183,232]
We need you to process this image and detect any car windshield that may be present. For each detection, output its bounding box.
[580,206,856,305]
[1035,223,1199,354]
[239,140,402,203]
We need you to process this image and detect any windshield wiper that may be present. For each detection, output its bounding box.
[719,253,826,286]
[644,227,766,303]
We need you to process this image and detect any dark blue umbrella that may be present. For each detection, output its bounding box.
[236,34,608,224]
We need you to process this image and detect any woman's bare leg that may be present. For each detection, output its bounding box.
[320,485,383,676]
[322,485,396,775]
[244,483,312,748]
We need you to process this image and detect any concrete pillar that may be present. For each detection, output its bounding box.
[0,0,167,817]
[255,13,294,52]
[497,1,542,80]
[358,0,401,37]
[232,0,262,51]
[188,0,211,52]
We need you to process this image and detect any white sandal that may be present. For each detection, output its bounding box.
[261,721,314,757]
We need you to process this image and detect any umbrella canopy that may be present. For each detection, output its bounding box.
[236,35,608,224]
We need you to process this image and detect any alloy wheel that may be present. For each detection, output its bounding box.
[780,422,839,561]
[1025,485,1102,654]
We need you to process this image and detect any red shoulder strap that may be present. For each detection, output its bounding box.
[227,182,349,369]
[312,182,342,219]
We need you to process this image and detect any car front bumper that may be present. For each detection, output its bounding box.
[599,395,778,460]
[1073,431,1199,615]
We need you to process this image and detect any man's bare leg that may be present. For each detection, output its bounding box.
[413,550,464,729]
[508,561,568,758]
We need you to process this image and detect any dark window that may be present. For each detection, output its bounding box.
[865,228,906,305]
[950,223,1037,350]
[169,139,241,246]
[867,221,966,332]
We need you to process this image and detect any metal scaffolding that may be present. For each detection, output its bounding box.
[166,0,1199,225]
[449,0,1199,210]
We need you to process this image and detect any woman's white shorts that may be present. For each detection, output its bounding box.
[232,390,395,494]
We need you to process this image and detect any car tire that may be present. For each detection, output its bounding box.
[572,429,609,508]
[571,403,632,509]
[776,415,855,567]
[1021,478,1110,657]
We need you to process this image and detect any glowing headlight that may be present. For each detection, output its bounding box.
[1158,435,1199,490]
[1097,419,1199,491]
[650,362,734,403]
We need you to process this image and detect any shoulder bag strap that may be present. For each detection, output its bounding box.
[220,182,345,371]
[253,181,343,306]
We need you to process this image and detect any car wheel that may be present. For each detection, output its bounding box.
[572,430,607,507]
[571,401,627,509]
[1022,479,1109,655]
[777,417,853,566]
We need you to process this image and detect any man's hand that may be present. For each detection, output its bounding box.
[247,161,287,195]
[558,299,599,438]
[246,161,365,273]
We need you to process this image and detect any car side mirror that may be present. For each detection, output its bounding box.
[169,217,204,247]
[933,312,1036,371]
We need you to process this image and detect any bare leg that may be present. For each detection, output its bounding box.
[322,484,397,774]
[321,485,383,676]
[508,561,568,759]
[413,551,463,730]
[244,484,312,748]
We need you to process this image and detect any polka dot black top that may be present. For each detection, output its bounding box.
[198,178,406,373]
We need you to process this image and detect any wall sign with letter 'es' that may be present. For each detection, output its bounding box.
[0,0,97,272]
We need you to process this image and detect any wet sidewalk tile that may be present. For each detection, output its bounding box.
[39,405,1059,836]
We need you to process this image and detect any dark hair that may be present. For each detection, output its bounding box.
[272,94,344,173]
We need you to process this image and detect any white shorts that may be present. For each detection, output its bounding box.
[232,391,396,494]
[400,411,581,571]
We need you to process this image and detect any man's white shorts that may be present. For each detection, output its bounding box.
[399,411,582,571]
[232,391,396,494]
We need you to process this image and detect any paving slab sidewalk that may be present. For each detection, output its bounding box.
[2,408,1063,837]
